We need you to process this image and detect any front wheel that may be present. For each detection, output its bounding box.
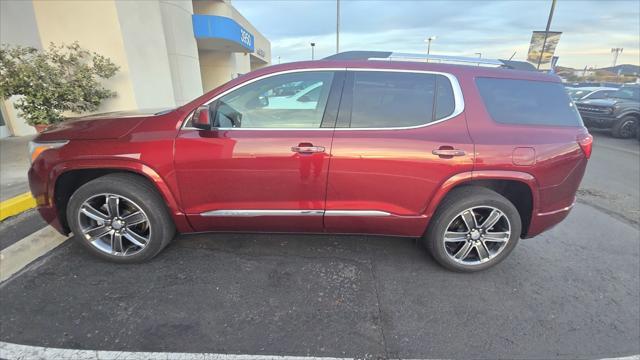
[611,116,637,139]
[424,187,521,272]
[66,173,176,263]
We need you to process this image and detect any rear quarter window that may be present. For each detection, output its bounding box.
[476,77,583,127]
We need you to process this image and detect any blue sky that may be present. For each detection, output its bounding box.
[233,0,640,69]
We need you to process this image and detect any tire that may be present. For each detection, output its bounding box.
[611,116,638,139]
[66,173,176,263]
[423,186,521,272]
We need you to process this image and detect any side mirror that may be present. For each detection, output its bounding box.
[192,106,211,130]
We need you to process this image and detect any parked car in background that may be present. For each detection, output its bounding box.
[27,53,592,272]
[576,84,640,138]
[265,81,323,110]
[567,86,618,101]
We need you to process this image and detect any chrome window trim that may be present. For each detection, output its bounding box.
[181,68,464,131]
[200,209,392,217]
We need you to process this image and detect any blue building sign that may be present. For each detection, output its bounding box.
[192,15,254,52]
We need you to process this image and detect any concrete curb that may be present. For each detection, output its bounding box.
[0,226,68,282]
[0,192,36,221]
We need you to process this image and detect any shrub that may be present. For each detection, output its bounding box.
[0,42,119,126]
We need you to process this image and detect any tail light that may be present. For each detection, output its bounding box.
[577,133,593,159]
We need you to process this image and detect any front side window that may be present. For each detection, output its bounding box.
[610,87,640,101]
[476,77,583,127]
[347,71,456,128]
[213,71,334,128]
[587,90,610,99]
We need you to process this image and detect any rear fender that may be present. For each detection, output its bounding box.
[423,170,539,228]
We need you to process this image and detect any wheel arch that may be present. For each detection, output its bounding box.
[424,171,538,237]
[50,160,190,234]
[617,111,640,120]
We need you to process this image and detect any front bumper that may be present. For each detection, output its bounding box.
[28,164,69,236]
[580,114,617,129]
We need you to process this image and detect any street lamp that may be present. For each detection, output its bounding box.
[425,36,436,55]
[475,52,482,58]
[310,42,316,60]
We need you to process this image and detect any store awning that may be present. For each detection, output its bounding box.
[192,15,254,53]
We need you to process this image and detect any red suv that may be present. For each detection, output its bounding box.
[28,53,592,272]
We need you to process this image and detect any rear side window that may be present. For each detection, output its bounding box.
[348,72,456,128]
[476,78,582,126]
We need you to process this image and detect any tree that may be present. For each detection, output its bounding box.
[0,42,119,126]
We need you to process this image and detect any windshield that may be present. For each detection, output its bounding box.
[610,87,640,101]
[567,89,590,100]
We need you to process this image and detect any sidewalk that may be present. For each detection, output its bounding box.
[0,135,33,202]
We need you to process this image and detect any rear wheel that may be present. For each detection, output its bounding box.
[424,186,521,272]
[66,173,175,263]
[611,116,637,139]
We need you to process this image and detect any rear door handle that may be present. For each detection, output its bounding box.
[291,145,326,154]
[432,149,466,157]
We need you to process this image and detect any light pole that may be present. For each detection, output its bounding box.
[475,52,482,58]
[278,56,281,64]
[536,0,557,70]
[310,42,316,60]
[425,36,436,56]
[336,0,340,53]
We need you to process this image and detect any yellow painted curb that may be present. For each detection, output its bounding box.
[0,193,37,221]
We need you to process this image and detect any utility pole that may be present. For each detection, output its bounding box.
[536,0,557,70]
[336,0,340,53]
[611,48,623,67]
[310,42,316,60]
[426,36,436,55]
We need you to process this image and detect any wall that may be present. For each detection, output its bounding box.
[159,0,203,105]
[31,0,138,112]
[115,1,176,109]
[0,0,43,135]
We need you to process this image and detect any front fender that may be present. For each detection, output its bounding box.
[48,159,192,233]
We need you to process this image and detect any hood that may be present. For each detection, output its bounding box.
[35,108,176,141]
[577,98,619,107]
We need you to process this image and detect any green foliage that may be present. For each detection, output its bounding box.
[0,42,119,125]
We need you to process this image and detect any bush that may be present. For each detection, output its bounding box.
[0,42,119,126]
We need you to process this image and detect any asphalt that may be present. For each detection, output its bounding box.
[0,132,638,359]
[579,130,640,225]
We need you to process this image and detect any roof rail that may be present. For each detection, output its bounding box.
[323,51,537,71]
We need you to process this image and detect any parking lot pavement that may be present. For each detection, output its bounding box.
[0,202,638,359]
[580,132,640,225]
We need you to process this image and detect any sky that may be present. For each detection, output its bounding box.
[232,0,640,69]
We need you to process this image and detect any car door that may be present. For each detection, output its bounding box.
[324,69,474,237]
[174,70,344,232]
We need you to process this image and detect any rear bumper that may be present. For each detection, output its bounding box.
[525,202,574,238]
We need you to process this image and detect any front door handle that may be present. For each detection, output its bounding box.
[432,148,466,157]
[291,144,326,154]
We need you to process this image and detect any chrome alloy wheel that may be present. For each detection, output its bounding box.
[77,193,151,256]
[442,206,511,265]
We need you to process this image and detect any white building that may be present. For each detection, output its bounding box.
[0,0,271,137]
